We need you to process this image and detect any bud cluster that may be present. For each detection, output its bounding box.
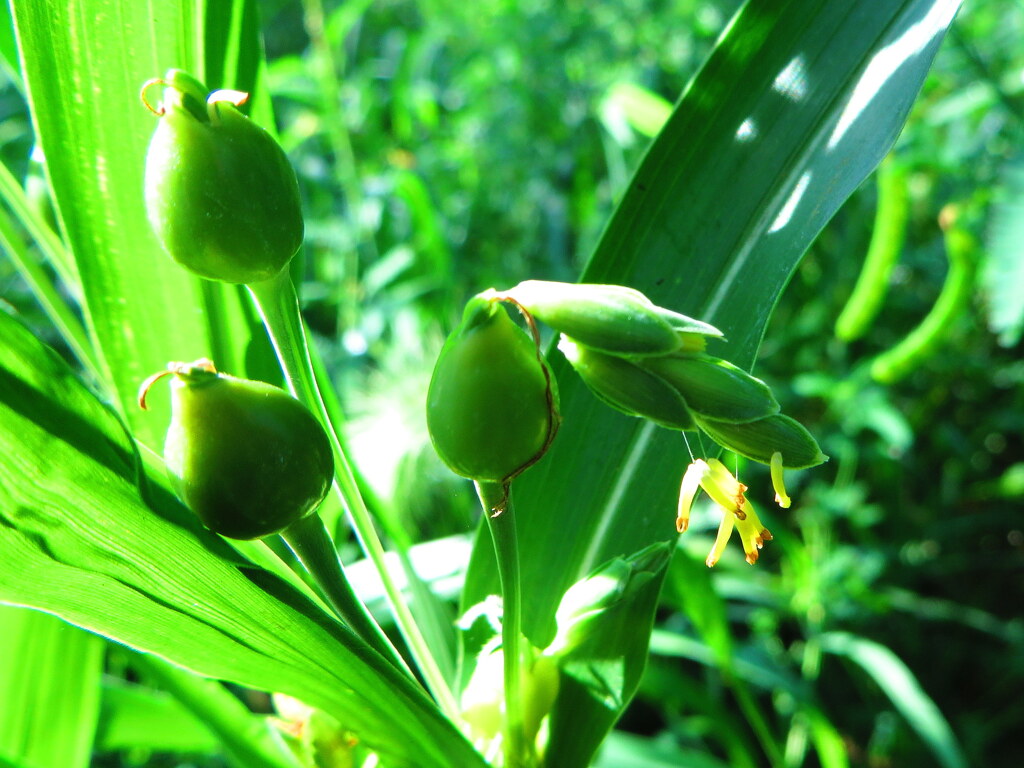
[499,280,826,472]
[496,280,828,565]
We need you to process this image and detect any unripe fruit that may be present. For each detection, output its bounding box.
[143,69,303,284]
[139,359,333,539]
[426,298,559,484]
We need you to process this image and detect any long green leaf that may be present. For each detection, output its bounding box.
[461,1,962,765]
[0,310,484,768]
[9,0,269,448]
[819,631,966,768]
[0,607,103,768]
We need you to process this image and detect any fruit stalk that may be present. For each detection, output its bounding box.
[247,271,459,719]
[280,513,408,674]
[476,480,528,768]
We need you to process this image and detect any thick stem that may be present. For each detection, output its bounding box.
[247,271,459,720]
[280,513,408,674]
[476,481,527,768]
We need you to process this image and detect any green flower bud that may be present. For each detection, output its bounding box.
[547,543,670,657]
[500,280,720,355]
[558,336,694,430]
[426,297,559,484]
[640,354,779,424]
[695,413,827,469]
[143,69,303,284]
[139,359,333,539]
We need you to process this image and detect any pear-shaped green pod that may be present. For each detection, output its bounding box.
[641,354,779,424]
[558,336,694,430]
[144,69,303,284]
[150,360,333,539]
[695,413,827,469]
[501,280,700,356]
[427,298,559,483]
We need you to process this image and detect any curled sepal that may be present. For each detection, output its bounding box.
[142,359,334,540]
[640,354,779,424]
[427,297,559,485]
[498,280,707,356]
[143,69,303,284]
[558,336,694,430]
[695,413,828,469]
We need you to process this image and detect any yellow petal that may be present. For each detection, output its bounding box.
[770,451,791,508]
[705,510,735,567]
[736,499,773,564]
[702,458,747,516]
[676,460,709,533]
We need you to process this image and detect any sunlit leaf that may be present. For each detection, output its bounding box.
[0,608,103,768]
[0,310,484,768]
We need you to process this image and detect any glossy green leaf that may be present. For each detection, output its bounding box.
[0,311,484,768]
[819,631,966,768]
[0,607,103,768]
[462,0,963,764]
[9,0,270,448]
[545,544,670,762]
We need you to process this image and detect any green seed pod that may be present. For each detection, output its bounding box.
[143,69,303,284]
[427,297,559,484]
[558,336,694,430]
[640,354,779,424]
[695,413,827,469]
[500,280,695,356]
[140,359,333,539]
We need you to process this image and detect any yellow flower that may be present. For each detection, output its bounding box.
[677,454,790,566]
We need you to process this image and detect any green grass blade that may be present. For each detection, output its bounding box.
[0,607,104,768]
[0,311,484,768]
[819,631,966,768]
[9,0,269,448]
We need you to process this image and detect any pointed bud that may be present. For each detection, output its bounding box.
[640,354,779,424]
[558,336,694,430]
[501,280,720,355]
[695,413,828,469]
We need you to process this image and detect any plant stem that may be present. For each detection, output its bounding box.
[280,513,408,674]
[476,480,527,768]
[247,271,459,720]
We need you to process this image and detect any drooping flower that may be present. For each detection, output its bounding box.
[677,454,790,566]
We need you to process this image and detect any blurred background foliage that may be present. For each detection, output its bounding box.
[1,0,1022,766]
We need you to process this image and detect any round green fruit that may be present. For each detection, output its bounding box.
[426,298,559,484]
[142,359,333,539]
[143,69,303,284]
